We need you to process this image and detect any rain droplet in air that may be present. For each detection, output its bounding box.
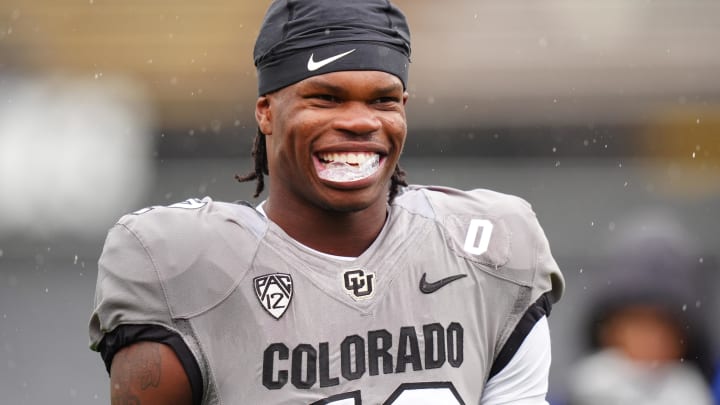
[74,255,78,265]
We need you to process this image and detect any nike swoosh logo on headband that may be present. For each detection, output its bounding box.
[307,49,356,71]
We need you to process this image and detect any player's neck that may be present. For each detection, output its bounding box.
[263,198,388,257]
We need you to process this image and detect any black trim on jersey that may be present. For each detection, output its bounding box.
[487,293,552,380]
[98,324,203,405]
[384,382,465,405]
[310,390,362,405]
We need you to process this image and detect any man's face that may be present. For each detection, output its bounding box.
[256,70,408,213]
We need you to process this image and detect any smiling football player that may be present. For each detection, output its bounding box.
[89,1,565,404]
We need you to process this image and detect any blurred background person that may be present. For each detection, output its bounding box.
[566,211,715,405]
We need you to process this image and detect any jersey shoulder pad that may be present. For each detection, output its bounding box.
[397,185,564,303]
[111,197,266,318]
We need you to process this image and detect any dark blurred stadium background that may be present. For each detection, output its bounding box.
[1,1,719,403]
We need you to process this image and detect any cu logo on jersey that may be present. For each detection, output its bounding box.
[342,269,375,300]
[254,273,293,320]
[463,219,494,255]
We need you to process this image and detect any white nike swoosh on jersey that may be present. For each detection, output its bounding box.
[307,49,356,71]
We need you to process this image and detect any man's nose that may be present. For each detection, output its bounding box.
[331,102,382,136]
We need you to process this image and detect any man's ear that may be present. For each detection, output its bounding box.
[255,96,272,135]
[402,91,409,106]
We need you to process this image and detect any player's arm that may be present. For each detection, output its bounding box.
[110,341,193,405]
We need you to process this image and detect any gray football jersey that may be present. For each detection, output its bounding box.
[89,185,564,405]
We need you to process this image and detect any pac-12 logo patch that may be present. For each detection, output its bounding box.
[342,268,375,300]
[254,273,293,320]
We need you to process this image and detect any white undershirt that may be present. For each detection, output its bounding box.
[481,316,551,405]
[255,202,552,404]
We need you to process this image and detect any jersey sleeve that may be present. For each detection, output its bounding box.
[89,197,263,347]
[89,222,173,351]
[89,220,205,404]
[475,189,564,378]
[89,198,265,404]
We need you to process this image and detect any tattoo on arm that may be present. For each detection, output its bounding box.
[111,343,163,405]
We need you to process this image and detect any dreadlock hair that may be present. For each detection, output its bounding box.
[235,129,408,203]
[235,128,268,198]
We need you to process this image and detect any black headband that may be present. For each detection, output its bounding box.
[254,0,411,95]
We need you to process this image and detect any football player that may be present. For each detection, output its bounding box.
[89,1,565,404]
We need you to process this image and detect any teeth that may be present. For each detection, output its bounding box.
[318,152,376,166]
[317,153,381,182]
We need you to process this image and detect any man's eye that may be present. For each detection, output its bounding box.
[373,97,401,107]
[375,97,399,104]
[312,94,339,103]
